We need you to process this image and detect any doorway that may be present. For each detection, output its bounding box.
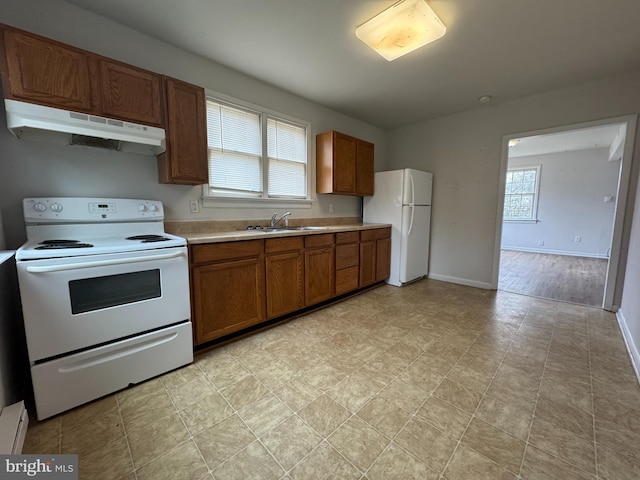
[492,115,637,310]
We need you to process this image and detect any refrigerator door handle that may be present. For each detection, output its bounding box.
[409,173,415,206]
[408,204,415,236]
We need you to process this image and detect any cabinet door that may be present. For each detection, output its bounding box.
[158,77,208,184]
[99,60,162,125]
[305,247,335,305]
[356,139,374,196]
[1,27,97,111]
[333,132,357,194]
[192,257,265,345]
[265,251,304,319]
[376,237,391,281]
[359,240,376,287]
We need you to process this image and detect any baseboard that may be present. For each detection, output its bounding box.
[617,308,640,384]
[427,273,493,290]
[501,246,608,259]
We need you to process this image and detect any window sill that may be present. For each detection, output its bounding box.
[503,219,539,224]
[202,195,313,209]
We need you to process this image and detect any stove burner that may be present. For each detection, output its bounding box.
[35,240,94,250]
[39,239,81,244]
[126,234,170,243]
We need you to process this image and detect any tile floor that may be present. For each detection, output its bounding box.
[22,279,640,480]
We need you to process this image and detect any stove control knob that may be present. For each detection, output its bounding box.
[33,202,47,212]
[50,202,63,213]
[149,204,159,213]
[138,204,148,212]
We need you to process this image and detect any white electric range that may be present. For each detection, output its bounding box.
[16,197,193,420]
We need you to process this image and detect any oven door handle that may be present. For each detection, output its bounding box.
[25,251,186,273]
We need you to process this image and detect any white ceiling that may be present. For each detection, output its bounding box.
[508,124,623,158]
[66,0,640,130]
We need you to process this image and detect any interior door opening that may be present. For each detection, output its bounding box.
[492,115,637,311]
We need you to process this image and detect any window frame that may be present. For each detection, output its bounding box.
[202,90,313,209]
[503,165,541,223]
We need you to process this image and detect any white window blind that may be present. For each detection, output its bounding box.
[504,166,540,221]
[267,118,307,198]
[207,100,262,196]
[205,97,309,201]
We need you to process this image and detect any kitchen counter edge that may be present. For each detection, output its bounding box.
[180,224,392,245]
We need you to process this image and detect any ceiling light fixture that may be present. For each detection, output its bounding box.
[356,0,446,61]
[508,139,521,147]
[478,95,492,104]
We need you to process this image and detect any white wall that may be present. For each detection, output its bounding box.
[502,148,619,258]
[0,0,386,249]
[386,69,640,296]
[618,176,640,378]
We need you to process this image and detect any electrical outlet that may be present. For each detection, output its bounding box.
[189,200,199,214]
[329,203,335,213]
[538,240,544,246]
[574,235,581,243]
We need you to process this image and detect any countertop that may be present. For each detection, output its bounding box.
[0,252,15,265]
[179,223,392,245]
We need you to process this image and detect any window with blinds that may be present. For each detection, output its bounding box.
[205,98,308,200]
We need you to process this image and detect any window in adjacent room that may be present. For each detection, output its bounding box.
[204,97,309,202]
[503,165,541,221]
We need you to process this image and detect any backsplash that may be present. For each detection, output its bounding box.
[165,217,362,235]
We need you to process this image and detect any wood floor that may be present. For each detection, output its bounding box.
[498,249,608,307]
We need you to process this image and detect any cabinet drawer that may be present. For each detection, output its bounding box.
[336,266,359,295]
[336,231,359,244]
[305,233,334,248]
[360,227,391,242]
[190,240,263,264]
[266,236,304,253]
[336,244,359,269]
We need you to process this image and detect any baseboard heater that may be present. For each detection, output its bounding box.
[0,401,28,454]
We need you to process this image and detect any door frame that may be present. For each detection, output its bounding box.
[491,114,638,311]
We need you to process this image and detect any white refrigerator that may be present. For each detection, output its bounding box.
[363,168,433,286]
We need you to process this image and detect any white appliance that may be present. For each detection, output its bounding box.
[16,197,192,419]
[363,168,433,286]
[5,99,166,155]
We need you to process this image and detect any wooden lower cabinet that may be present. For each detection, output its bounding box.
[359,228,392,287]
[359,240,376,287]
[265,237,304,319]
[305,234,335,306]
[375,236,391,281]
[190,228,390,346]
[335,231,360,295]
[190,240,265,345]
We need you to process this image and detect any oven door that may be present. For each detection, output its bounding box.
[17,246,190,362]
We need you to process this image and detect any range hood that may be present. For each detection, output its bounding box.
[4,99,166,156]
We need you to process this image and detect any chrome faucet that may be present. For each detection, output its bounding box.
[270,211,291,227]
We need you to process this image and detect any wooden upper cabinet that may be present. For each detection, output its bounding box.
[99,60,162,126]
[0,26,98,111]
[0,24,163,127]
[332,132,357,194]
[356,139,374,196]
[158,76,208,185]
[316,130,374,196]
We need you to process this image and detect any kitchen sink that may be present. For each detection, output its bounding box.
[244,226,328,233]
